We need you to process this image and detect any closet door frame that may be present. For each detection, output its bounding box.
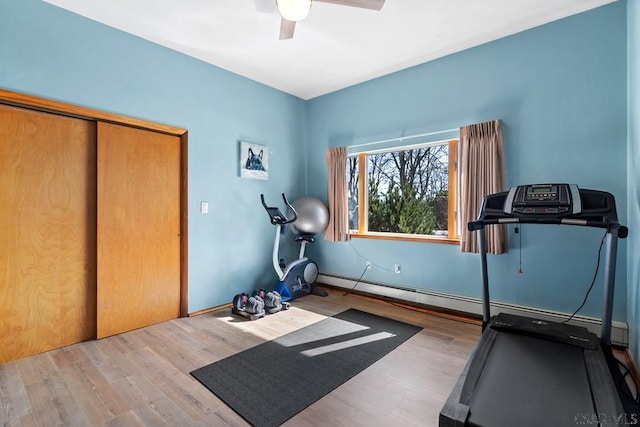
[0,88,189,318]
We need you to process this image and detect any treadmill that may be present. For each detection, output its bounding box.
[440,184,633,427]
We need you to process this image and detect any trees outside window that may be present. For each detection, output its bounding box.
[347,140,458,242]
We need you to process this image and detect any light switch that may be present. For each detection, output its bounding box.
[201,201,209,214]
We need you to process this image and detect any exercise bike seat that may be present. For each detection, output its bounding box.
[295,234,315,243]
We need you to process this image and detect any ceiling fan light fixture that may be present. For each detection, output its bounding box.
[276,0,312,22]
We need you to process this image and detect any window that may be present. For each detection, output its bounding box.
[347,139,458,243]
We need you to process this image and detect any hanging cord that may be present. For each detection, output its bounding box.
[517,226,523,274]
[345,264,369,295]
[562,229,608,324]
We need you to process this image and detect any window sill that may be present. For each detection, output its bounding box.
[349,232,460,245]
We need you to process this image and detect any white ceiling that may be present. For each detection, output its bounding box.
[43,0,616,100]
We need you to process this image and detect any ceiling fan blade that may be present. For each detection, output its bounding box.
[314,0,385,11]
[279,18,296,40]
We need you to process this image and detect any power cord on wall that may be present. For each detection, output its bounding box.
[562,229,608,324]
[344,231,609,326]
[347,242,397,274]
[342,241,397,295]
[345,264,369,295]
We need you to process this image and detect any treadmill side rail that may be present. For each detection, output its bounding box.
[440,185,630,427]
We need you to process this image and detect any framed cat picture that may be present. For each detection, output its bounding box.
[240,141,268,180]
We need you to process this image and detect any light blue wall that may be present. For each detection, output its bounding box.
[306,2,629,321]
[0,0,308,313]
[628,0,640,363]
[0,1,632,326]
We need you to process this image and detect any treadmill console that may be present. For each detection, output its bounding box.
[504,183,581,216]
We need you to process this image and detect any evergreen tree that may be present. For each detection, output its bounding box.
[348,144,450,235]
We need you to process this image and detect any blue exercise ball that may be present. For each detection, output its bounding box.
[289,198,329,236]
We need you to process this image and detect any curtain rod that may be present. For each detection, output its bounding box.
[347,128,459,151]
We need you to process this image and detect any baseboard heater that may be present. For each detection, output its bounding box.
[317,273,629,347]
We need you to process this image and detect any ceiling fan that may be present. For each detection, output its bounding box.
[276,0,385,40]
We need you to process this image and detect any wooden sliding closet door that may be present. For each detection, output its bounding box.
[0,104,97,363]
[97,122,181,338]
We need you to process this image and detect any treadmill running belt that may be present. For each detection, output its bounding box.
[467,333,595,427]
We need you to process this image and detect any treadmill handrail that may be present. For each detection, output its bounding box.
[469,185,628,347]
[469,218,628,238]
[468,187,628,238]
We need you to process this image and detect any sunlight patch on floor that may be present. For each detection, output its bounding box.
[300,331,396,357]
[220,306,331,342]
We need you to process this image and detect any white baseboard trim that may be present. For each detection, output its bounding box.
[318,273,629,347]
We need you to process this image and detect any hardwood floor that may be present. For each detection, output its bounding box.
[0,287,480,426]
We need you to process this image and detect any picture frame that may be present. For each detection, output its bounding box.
[240,141,269,180]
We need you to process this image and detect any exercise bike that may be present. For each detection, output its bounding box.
[261,193,328,301]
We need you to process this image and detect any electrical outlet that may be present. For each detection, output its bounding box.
[366,261,372,270]
[394,264,401,274]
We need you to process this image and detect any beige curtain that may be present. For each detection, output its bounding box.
[459,120,508,254]
[325,146,350,242]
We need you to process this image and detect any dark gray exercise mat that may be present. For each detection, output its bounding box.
[191,308,422,427]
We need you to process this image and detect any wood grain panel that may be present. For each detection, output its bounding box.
[0,89,185,136]
[0,104,96,363]
[97,122,181,338]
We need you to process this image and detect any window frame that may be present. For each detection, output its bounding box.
[349,139,459,244]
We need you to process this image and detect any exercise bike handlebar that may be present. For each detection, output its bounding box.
[261,193,298,225]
